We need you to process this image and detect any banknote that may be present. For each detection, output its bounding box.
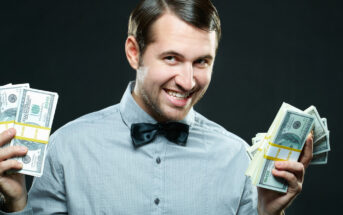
[318,118,331,155]
[252,130,329,165]
[0,84,30,142]
[307,111,330,155]
[256,110,314,192]
[246,103,295,179]
[304,106,327,143]
[313,132,330,155]
[0,83,12,88]
[247,103,330,190]
[247,135,264,171]
[252,133,266,145]
[311,152,328,165]
[11,88,58,177]
[322,118,327,129]
[248,133,265,159]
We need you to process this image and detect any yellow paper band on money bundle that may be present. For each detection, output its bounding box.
[14,122,51,144]
[263,141,301,161]
[264,135,272,140]
[255,135,272,152]
[0,121,15,133]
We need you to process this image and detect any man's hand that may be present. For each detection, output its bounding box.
[257,132,314,215]
[0,128,28,212]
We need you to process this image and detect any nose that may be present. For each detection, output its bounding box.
[174,63,195,91]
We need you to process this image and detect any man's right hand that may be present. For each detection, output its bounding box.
[0,128,28,212]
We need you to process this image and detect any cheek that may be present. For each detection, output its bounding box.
[146,65,176,83]
[136,67,149,83]
[195,70,212,87]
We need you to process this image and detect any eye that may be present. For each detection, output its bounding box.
[164,56,177,65]
[194,58,209,68]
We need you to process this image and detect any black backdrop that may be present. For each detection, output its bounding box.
[1,0,342,214]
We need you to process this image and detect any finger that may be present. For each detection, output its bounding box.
[0,146,28,162]
[0,128,16,147]
[272,169,302,194]
[0,159,23,175]
[299,132,313,168]
[275,161,305,182]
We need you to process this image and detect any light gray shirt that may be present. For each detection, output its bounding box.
[2,82,257,215]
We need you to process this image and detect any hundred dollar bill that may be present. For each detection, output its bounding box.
[0,84,30,137]
[313,118,331,155]
[311,152,328,165]
[322,118,327,129]
[304,107,330,155]
[1,84,31,88]
[252,133,267,145]
[0,83,12,87]
[313,132,330,155]
[249,134,270,161]
[310,117,329,164]
[304,106,327,143]
[246,103,297,179]
[256,110,314,193]
[11,88,58,177]
[248,133,266,159]
[248,141,261,158]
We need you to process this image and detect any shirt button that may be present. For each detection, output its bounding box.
[154,198,160,205]
[156,157,161,164]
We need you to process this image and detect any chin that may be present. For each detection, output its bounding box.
[159,107,189,122]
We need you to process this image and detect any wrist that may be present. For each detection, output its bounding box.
[258,210,285,215]
[258,204,285,215]
[2,194,27,212]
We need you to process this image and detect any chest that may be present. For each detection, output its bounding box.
[63,136,245,215]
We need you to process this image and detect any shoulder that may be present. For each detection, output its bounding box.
[49,104,121,149]
[191,111,250,152]
[59,104,120,130]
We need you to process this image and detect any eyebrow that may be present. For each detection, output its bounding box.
[158,51,185,59]
[158,51,214,61]
[198,55,214,61]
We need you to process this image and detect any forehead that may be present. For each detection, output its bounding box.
[148,13,217,57]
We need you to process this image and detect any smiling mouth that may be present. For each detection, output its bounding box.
[164,89,194,99]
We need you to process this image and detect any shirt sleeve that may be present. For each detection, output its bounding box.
[27,134,67,214]
[237,176,258,215]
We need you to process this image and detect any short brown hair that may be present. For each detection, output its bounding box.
[128,0,221,56]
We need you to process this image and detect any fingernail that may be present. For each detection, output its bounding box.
[18,162,23,168]
[19,146,27,152]
[275,162,282,167]
[7,128,14,136]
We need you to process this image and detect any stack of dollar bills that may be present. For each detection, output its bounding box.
[0,83,58,177]
[246,102,330,192]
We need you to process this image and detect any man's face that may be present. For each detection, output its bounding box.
[132,13,217,122]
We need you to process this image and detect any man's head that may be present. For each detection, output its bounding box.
[125,0,221,122]
[128,0,221,60]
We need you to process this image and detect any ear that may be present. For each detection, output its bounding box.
[125,36,140,70]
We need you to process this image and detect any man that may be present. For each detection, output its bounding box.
[0,0,312,214]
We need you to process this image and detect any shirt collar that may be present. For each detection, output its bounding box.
[119,81,195,128]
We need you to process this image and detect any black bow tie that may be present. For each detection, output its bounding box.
[131,122,189,148]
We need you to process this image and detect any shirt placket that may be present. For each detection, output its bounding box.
[152,136,166,215]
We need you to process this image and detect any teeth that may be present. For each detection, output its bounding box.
[166,90,189,98]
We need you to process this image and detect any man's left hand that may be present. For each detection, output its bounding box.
[257,132,314,215]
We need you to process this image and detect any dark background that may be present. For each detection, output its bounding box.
[1,0,342,214]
